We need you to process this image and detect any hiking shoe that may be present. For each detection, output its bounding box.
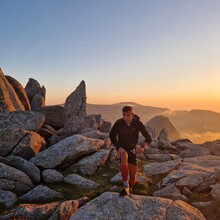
[119,186,130,197]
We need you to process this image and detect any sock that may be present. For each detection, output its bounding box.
[120,164,129,183]
[129,179,136,189]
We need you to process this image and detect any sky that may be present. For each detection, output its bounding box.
[1,0,220,112]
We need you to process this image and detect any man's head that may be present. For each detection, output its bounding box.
[122,106,134,124]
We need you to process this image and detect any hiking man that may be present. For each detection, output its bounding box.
[109,106,152,196]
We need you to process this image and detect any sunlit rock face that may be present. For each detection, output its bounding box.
[70,192,205,220]
[0,68,25,112]
[30,134,104,169]
[0,202,60,220]
[5,75,31,110]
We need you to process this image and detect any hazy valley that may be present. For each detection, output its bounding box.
[88,102,220,143]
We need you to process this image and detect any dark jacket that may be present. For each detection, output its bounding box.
[109,115,152,150]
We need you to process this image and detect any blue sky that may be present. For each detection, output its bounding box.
[1,0,220,111]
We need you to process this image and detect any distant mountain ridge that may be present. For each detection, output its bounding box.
[87,102,220,143]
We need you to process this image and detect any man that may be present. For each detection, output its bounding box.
[109,106,152,196]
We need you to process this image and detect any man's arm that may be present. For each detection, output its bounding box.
[109,121,121,150]
[138,121,152,145]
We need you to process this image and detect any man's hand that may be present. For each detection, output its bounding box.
[117,147,126,159]
[135,145,144,154]
[143,142,149,148]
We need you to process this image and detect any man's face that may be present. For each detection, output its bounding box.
[123,111,134,124]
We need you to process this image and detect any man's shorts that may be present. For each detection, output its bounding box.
[126,149,137,165]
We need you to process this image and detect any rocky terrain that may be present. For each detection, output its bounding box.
[0,67,220,219]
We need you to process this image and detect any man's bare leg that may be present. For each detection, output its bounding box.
[128,163,137,193]
[119,150,130,196]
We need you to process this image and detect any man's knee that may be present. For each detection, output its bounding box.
[120,151,128,164]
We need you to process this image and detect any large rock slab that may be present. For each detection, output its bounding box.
[25,78,41,103]
[170,139,194,150]
[201,139,220,156]
[55,81,87,138]
[70,192,205,220]
[11,130,46,160]
[0,162,34,195]
[0,129,45,159]
[210,184,220,200]
[0,110,45,131]
[0,68,25,112]
[160,155,220,193]
[166,199,206,220]
[143,159,182,177]
[145,153,173,161]
[64,80,86,119]
[0,129,26,157]
[39,105,65,129]
[49,200,78,220]
[5,75,31,110]
[67,149,110,175]
[30,134,104,168]
[0,202,60,220]
[18,185,63,203]
[6,155,41,183]
[64,174,99,189]
[31,86,46,110]
[0,190,17,209]
[179,146,210,158]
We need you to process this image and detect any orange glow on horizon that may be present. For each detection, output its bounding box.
[46,94,220,113]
